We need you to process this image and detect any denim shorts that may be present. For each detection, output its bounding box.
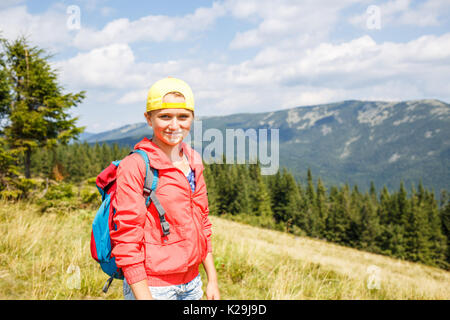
[123,274,203,300]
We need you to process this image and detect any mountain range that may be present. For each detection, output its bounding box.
[80,99,450,200]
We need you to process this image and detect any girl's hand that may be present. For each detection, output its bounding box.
[206,280,220,300]
[202,252,220,300]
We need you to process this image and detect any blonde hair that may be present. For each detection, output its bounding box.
[164,91,185,99]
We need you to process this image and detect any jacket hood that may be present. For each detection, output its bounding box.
[133,137,204,173]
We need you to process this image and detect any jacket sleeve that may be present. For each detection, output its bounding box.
[197,167,213,253]
[110,153,148,285]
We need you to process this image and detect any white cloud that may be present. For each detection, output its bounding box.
[76,31,450,118]
[72,2,226,50]
[54,43,145,90]
[0,2,226,51]
[117,89,148,105]
[100,6,116,17]
[0,0,24,9]
[0,5,71,51]
[227,0,360,49]
[275,33,450,90]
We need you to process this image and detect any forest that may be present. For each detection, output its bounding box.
[2,140,446,271]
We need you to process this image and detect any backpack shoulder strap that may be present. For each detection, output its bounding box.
[130,149,158,195]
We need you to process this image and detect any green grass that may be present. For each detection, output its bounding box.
[0,199,449,299]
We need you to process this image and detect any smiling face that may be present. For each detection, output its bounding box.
[144,92,194,147]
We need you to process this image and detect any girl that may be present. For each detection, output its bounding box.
[110,77,220,300]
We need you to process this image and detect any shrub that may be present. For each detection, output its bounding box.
[44,183,75,200]
[80,187,100,205]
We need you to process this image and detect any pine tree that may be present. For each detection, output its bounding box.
[347,184,363,247]
[0,42,19,192]
[100,143,112,168]
[417,179,426,205]
[325,185,350,244]
[315,177,327,237]
[359,193,380,252]
[234,164,251,215]
[378,184,408,259]
[282,170,302,233]
[0,50,10,122]
[0,37,85,178]
[270,168,284,223]
[324,185,339,241]
[0,137,20,194]
[439,193,450,268]
[306,168,316,205]
[378,185,391,226]
[404,192,431,263]
[424,190,447,268]
[112,143,121,161]
[255,173,275,228]
[369,180,377,202]
[203,163,218,216]
[395,180,410,226]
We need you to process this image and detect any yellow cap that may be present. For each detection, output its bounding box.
[146,77,195,112]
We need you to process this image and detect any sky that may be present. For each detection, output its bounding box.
[0,0,449,133]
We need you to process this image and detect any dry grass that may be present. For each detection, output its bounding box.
[0,199,449,299]
[209,216,450,299]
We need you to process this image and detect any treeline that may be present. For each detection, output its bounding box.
[204,159,450,270]
[6,141,450,270]
[30,141,131,182]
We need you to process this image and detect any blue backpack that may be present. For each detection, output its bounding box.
[90,149,170,293]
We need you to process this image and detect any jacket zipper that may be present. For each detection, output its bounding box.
[173,165,205,259]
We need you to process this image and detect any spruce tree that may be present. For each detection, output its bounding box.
[306,168,316,205]
[359,193,380,252]
[424,190,447,268]
[315,177,327,237]
[404,192,431,263]
[270,168,285,223]
[203,163,218,216]
[0,137,20,194]
[255,173,274,228]
[378,185,391,226]
[439,194,450,267]
[100,143,112,168]
[1,37,85,178]
[395,180,410,226]
[234,164,251,215]
[369,180,377,202]
[282,170,302,233]
[347,184,363,247]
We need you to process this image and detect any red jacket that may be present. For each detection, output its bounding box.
[110,137,212,286]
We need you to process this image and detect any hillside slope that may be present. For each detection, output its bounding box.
[0,200,448,299]
[209,216,450,299]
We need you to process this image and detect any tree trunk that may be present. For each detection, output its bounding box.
[25,146,31,178]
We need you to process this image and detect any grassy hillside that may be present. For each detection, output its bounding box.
[0,199,449,299]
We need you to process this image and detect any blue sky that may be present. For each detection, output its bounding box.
[1,0,449,133]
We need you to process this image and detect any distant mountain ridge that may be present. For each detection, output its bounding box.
[81,99,450,198]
